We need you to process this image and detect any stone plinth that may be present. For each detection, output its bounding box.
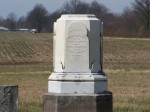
[43,92,112,112]
[48,72,107,94]
[0,85,18,112]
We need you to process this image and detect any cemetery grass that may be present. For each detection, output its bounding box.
[104,37,150,112]
[0,33,150,112]
[0,32,52,112]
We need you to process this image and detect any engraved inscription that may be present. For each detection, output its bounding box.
[65,22,89,72]
[67,35,88,60]
[66,22,88,60]
[0,86,17,112]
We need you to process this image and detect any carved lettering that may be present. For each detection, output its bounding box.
[66,23,88,60]
[65,22,89,72]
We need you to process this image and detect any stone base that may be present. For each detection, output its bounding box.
[0,85,18,112]
[43,91,112,112]
[48,72,108,94]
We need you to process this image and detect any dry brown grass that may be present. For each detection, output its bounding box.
[0,32,53,64]
[104,38,150,111]
[0,33,150,112]
[106,70,150,112]
[104,38,150,70]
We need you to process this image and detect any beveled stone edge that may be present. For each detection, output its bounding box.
[43,91,112,96]
[49,72,107,81]
[61,14,95,18]
[58,14,99,21]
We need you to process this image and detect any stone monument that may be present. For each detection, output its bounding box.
[0,85,18,112]
[43,14,112,112]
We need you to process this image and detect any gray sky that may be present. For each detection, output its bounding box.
[0,0,134,18]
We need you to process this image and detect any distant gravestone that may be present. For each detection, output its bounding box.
[43,15,112,112]
[0,85,18,112]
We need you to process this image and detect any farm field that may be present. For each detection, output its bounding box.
[0,32,150,112]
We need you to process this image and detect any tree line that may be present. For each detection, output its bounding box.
[0,0,150,38]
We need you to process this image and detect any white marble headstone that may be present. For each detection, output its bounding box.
[49,14,107,94]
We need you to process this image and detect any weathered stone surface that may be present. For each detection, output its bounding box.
[0,85,18,112]
[45,14,113,112]
[53,14,102,73]
[48,73,107,94]
[43,92,112,112]
[65,22,89,72]
[49,14,107,94]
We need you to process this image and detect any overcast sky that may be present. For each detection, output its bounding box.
[0,0,134,18]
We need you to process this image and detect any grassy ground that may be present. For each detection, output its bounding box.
[104,37,150,111]
[0,32,53,65]
[104,37,150,70]
[0,33,150,112]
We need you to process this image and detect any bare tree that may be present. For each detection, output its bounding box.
[7,12,17,31]
[89,1,108,19]
[51,0,110,35]
[26,4,48,33]
[0,16,3,26]
[49,10,62,32]
[17,16,26,28]
[121,8,139,37]
[133,0,150,32]
[76,1,90,14]
[62,0,80,14]
[62,0,89,14]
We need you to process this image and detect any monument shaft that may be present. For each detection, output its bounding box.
[49,15,107,94]
[53,15,102,73]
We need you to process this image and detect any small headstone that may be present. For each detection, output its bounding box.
[0,85,18,112]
